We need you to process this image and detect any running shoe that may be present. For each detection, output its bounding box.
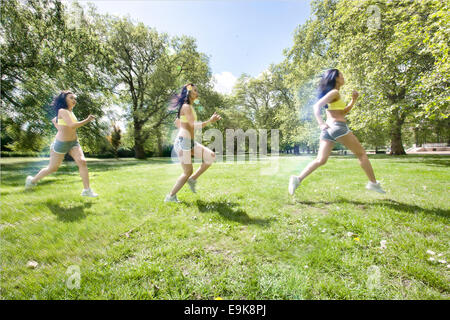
[164,194,180,203]
[366,181,386,194]
[81,188,99,197]
[25,176,37,190]
[288,175,300,195]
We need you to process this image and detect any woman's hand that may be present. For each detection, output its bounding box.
[209,112,222,123]
[319,123,329,131]
[87,114,96,122]
[352,90,359,101]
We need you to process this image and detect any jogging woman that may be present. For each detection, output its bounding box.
[25,91,98,197]
[165,84,221,203]
[289,69,385,195]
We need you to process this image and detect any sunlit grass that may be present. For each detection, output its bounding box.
[1,155,449,299]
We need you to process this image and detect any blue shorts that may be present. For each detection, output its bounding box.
[51,139,80,154]
[173,137,199,155]
[320,122,351,142]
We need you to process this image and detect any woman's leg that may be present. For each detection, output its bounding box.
[31,149,65,184]
[336,132,376,183]
[190,144,215,181]
[297,139,335,182]
[169,149,194,196]
[69,146,90,189]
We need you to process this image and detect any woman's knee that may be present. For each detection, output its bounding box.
[76,158,88,167]
[184,167,194,177]
[315,157,328,166]
[204,152,215,165]
[47,165,60,173]
[356,150,368,160]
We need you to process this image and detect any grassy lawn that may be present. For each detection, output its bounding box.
[1,155,449,300]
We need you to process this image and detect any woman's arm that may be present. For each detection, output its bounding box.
[59,109,95,129]
[313,90,340,129]
[343,90,359,114]
[52,117,59,130]
[197,112,221,128]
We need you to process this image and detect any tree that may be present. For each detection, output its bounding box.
[104,17,210,158]
[331,0,445,154]
[107,123,122,158]
[1,0,111,152]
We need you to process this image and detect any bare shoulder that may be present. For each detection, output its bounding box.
[58,108,70,116]
[325,89,340,102]
[180,103,192,114]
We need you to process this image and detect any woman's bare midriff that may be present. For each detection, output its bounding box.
[178,124,194,140]
[326,110,347,124]
[55,125,77,141]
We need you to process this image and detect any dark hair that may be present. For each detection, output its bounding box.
[318,69,340,106]
[52,90,73,115]
[169,83,195,119]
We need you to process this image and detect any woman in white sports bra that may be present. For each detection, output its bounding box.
[25,91,98,197]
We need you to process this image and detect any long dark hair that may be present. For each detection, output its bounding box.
[318,69,340,104]
[169,83,195,119]
[52,90,73,116]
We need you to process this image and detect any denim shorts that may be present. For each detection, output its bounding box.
[320,122,351,142]
[173,137,198,155]
[51,139,80,154]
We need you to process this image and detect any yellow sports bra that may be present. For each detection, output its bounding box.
[328,98,346,110]
[179,105,198,123]
[57,111,78,126]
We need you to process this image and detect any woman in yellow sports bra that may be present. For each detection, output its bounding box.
[165,83,222,203]
[25,90,98,197]
[289,69,386,195]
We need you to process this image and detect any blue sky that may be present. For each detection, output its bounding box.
[82,0,311,93]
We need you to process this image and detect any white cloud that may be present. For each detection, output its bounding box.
[212,71,238,95]
[256,69,272,80]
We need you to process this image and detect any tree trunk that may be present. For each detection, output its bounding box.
[390,117,406,155]
[134,122,146,159]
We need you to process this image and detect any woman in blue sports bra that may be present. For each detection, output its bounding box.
[25,91,98,197]
[165,84,221,203]
[288,69,386,195]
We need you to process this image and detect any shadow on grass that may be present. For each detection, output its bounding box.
[45,200,93,222]
[297,197,449,220]
[195,199,274,227]
[1,175,80,189]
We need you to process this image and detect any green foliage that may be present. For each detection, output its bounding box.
[1,0,112,153]
[282,0,448,154]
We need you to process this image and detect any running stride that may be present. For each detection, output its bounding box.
[165,84,221,203]
[289,69,386,195]
[25,91,98,197]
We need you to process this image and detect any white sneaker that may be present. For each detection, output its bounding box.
[81,188,99,197]
[25,176,37,190]
[187,178,197,193]
[366,181,386,194]
[164,194,180,203]
[288,175,300,195]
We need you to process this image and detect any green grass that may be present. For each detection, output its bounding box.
[1,155,449,300]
